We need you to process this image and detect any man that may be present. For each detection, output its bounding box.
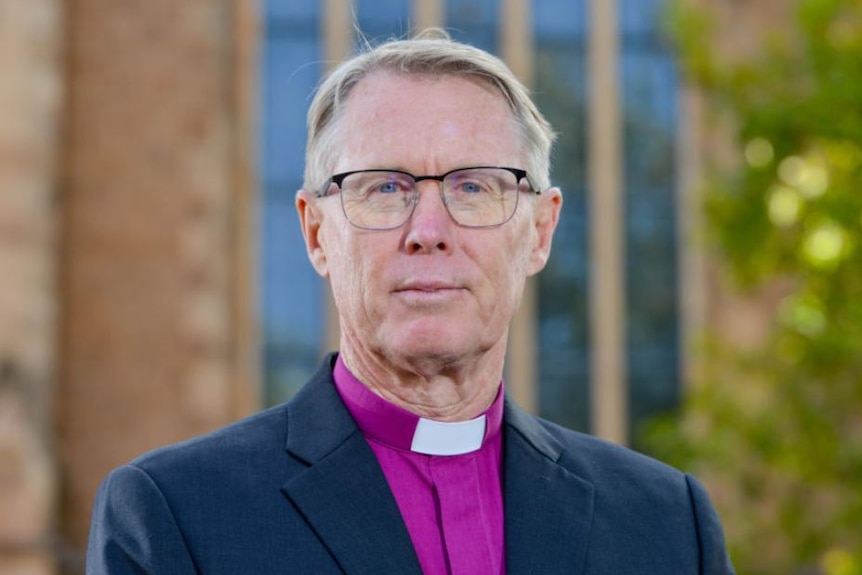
[87,30,735,574]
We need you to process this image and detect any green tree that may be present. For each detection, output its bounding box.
[646,1,862,573]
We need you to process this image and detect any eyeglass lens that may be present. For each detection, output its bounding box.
[338,167,523,230]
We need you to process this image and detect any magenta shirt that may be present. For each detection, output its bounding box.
[333,357,505,575]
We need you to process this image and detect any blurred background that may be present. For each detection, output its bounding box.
[0,0,859,573]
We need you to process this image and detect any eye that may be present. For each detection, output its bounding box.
[458,180,484,194]
[364,173,413,196]
[376,179,402,194]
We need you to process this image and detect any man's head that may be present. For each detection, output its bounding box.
[296,30,562,407]
[303,29,556,194]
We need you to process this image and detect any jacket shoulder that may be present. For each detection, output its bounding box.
[128,402,291,476]
[516,414,697,520]
[515,415,735,573]
[536,417,684,481]
[127,355,343,475]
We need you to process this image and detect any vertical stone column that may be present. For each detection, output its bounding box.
[58,0,258,561]
[0,1,64,573]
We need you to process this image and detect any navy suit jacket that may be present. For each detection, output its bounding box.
[87,354,735,574]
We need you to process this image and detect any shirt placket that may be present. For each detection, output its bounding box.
[430,454,502,575]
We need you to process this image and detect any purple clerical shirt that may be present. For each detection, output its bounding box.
[333,357,505,575]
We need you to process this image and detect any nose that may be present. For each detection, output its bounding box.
[403,181,454,254]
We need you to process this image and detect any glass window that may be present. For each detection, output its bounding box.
[534,0,591,433]
[620,0,680,444]
[446,0,499,53]
[356,0,412,43]
[534,0,680,441]
[261,1,325,405]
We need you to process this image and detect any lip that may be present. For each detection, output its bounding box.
[394,280,462,292]
[392,280,467,305]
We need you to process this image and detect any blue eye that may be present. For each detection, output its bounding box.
[460,181,483,194]
[378,180,401,194]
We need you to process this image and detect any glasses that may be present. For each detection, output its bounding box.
[316,166,539,230]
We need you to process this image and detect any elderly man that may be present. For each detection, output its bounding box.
[87,30,735,574]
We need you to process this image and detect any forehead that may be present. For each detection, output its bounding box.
[334,71,522,171]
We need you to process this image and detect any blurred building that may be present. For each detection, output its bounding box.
[0,0,786,573]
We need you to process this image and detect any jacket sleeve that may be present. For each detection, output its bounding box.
[86,464,198,575]
[685,474,736,575]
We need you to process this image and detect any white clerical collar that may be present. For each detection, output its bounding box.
[410,415,487,456]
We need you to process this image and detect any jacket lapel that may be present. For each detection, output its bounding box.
[503,400,595,574]
[280,356,423,574]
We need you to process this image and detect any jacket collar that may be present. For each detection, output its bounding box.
[281,353,423,574]
[503,398,596,574]
[281,354,595,574]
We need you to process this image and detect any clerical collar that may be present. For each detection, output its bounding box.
[332,355,503,456]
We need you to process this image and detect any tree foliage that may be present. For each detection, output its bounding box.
[646,1,862,573]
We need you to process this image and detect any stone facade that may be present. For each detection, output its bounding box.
[59,0,258,555]
[0,0,64,573]
[1,1,257,573]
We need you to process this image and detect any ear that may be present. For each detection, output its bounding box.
[296,189,329,278]
[527,187,562,276]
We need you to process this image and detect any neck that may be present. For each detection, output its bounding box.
[338,339,505,422]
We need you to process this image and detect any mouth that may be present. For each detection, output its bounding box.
[396,281,458,292]
[393,280,466,303]
[394,276,467,291]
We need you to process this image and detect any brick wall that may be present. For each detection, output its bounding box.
[57,0,258,567]
[0,1,257,572]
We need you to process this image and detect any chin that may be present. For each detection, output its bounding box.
[377,311,500,361]
[384,332,470,365]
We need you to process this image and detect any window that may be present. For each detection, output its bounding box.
[620,0,680,442]
[446,0,498,53]
[534,0,592,433]
[356,0,412,43]
[261,2,325,405]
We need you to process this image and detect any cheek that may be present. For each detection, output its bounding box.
[501,220,533,269]
[321,226,356,303]
[479,243,529,306]
[495,228,534,300]
[326,233,381,314]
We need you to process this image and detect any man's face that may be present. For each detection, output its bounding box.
[298,71,560,373]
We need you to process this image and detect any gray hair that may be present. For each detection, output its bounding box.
[303,29,556,192]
